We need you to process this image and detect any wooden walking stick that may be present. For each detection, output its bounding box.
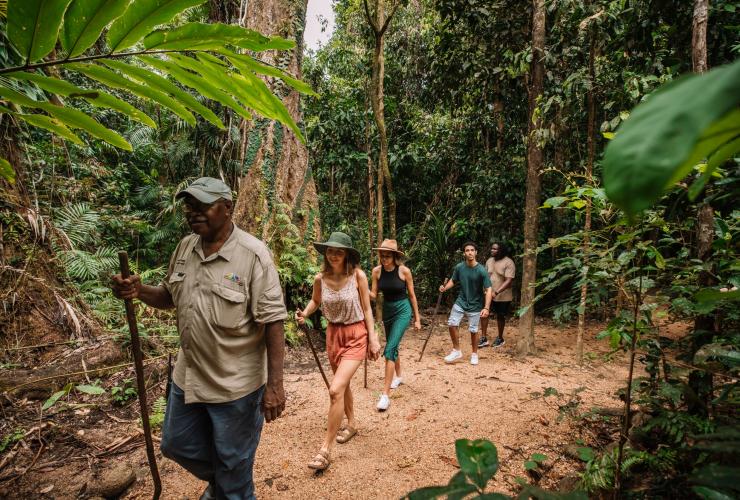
[118,251,162,500]
[364,354,368,389]
[418,278,449,362]
[298,323,330,389]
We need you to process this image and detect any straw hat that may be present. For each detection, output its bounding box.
[373,239,406,257]
[313,232,361,262]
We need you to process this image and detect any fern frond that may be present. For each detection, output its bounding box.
[54,202,100,248]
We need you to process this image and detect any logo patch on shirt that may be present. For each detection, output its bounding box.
[224,272,242,285]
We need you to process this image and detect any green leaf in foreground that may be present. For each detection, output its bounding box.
[456,438,499,490]
[14,113,85,145]
[220,49,318,96]
[106,0,207,52]
[144,22,294,51]
[602,60,740,218]
[0,158,16,184]
[61,0,132,57]
[101,59,224,129]
[69,62,196,125]
[0,86,131,150]
[7,71,156,128]
[139,55,252,121]
[7,0,75,63]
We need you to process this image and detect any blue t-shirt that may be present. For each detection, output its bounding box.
[451,262,492,312]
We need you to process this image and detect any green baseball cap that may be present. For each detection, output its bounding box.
[176,177,232,204]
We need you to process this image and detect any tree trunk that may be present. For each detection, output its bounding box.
[233,0,319,245]
[576,33,597,366]
[688,0,713,416]
[365,99,375,253]
[516,0,546,357]
[692,0,709,73]
[365,0,399,239]
[494,81,504,154]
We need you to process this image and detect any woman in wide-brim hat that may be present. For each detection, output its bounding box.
[369,239,421,412]
[296,232,381,470]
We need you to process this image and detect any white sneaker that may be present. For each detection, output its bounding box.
[377,394,390,411]
[470,353,479,365]
[390,376,403,389]
[444,349,462,363]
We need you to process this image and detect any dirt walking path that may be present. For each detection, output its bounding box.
[119,318,634,499]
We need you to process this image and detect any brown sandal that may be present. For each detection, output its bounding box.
[307,450,330,470]
[336,426,357,444]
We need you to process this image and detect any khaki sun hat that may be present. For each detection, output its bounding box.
[176,177,232,204]
[313,232,361,262]
[373,239,406,257]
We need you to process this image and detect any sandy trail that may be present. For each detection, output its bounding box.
[122,318,632,499]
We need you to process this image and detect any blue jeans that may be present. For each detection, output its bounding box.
[160,383,265,500]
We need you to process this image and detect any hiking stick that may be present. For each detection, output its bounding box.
[298,323,330,389]
[418,278,449,362]
[118,252,162,500]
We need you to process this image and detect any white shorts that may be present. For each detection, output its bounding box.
[447,303,481,333]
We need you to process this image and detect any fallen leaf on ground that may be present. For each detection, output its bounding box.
[397,455,420,469]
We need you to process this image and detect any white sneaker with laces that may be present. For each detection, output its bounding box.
[390,376,403,389]
[377,394,390,411]
[470,353,479,365]
[444,349,462,363]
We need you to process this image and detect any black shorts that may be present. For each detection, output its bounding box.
[491,301,511,318]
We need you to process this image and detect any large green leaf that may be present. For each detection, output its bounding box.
[220,49,318,96]
[455,439,499,490]
[7,71,156,128]
[138,55,252,121]
[184,53,303,141]
[15,112,85,144]
[143,22,294,51]
[0,86,131,149]
[101,59,224,128]
[106,0,206,52]
[69,62,196,125]
[0,85,131,151]
[0,158,16,184]
[61,0,132,57]
[602,60,740,218]
[182,53,276,116]
[7,0,75,62]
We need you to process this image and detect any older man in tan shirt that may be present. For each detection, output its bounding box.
[112,177,286,500]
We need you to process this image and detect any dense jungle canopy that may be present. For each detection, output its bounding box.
[0,0,738,498]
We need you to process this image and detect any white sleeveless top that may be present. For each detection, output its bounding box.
[321,272,364,324]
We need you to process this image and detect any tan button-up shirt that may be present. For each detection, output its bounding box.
[162,226,287,404]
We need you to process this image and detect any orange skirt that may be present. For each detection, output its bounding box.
[326,321,367,371]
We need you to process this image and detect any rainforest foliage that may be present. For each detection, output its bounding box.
[0,0,738,497]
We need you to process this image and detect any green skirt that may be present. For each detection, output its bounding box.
[382,298,412,361]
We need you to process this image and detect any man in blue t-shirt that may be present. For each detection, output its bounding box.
[438,241,492,365]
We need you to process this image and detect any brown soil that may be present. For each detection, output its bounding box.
[0,317,655,499]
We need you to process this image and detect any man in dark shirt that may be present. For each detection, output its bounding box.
[438,242,492,365]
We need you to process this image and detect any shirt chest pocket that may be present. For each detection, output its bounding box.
[210,284,247,331]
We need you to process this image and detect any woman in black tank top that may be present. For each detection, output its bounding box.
[370,240,421,411]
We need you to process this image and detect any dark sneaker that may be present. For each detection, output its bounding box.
[493,337,505,348]
[478,336,490,348]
